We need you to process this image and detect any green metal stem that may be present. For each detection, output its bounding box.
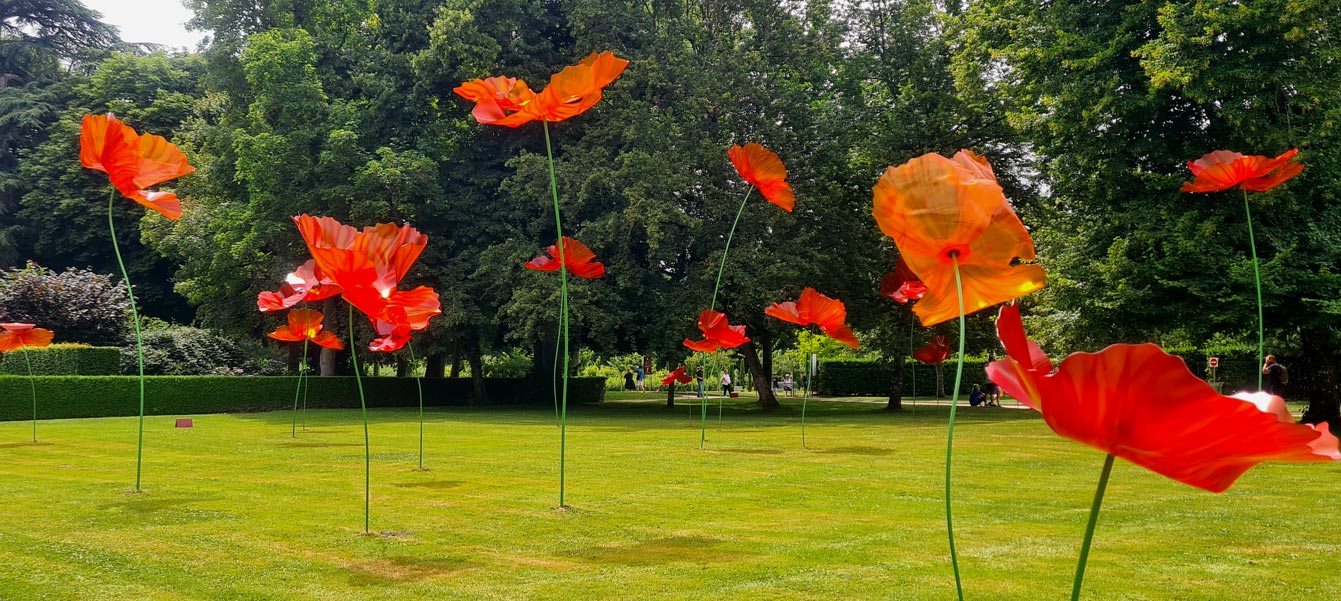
[801,355,811,449]
[945,256,967,601]
[347,305,371,533]
[1244,190,1264,390]
[22,347,36,442]
[292,334,308,438]
[543,119,570,508]
[1071,454,1116,601]
[910,317,917,419]
[700,186,754,448]
[300,360,309,431]
[109,190,147,491]
[409,343,424,470]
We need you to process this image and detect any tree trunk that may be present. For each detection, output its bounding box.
[286,343,300,374]
[467,337,489,404]
[935,362,945,398]
[1299,327,1340,430]
[741,336,779,410]
[666,382,675,407]
[395,356,408,378]
[319,297,340,376]
[425,352,445,378]
[886,306,914,410]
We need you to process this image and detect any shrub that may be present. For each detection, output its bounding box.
[0,344,121,375]
[0,375,606,421]
[818,357,991,397]
[0,262,130,346]
[483,348,532,378]
[127,319,284,376]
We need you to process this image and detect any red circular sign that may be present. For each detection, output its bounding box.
[1209,357,1220,368]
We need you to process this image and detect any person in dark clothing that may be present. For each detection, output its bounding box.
[1262,355,1288,396]
[623,368,636,391]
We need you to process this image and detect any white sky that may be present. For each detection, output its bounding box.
[83,0,207,51]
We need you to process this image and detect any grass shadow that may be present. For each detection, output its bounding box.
[392,480,463,490]
[573,536,744,566]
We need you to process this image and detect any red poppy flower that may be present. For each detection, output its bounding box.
[524,237,606,279]
[257,259,343,312]
[764,287,860,348]
[912,335,952,364]
[985,304,1339,493]
[872,150,1046,327]
[1180,149,1302,193]
[0,323,55,351]
[292,215,441,347]
[454,52,629,128]
[661,366,693,386]
[683,309,751,352]
[79,113,194,220]
[266,309,344,350]
[880,257,927,304]
[728,143,795,212]
[369,320,413,353]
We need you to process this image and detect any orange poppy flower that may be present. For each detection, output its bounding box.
[79,113,194,220]
[683,309,751,352]
[879,257,927,304]
[872,150,1046,327]
[266,309,344,350]
[257,259,342,312]
[661,366,693,386]
[1180,149,1302,193]
[0,323,55,351]
[524,237,606,279]
[728,143,795,212]
[764,287,860,348]
[985,304,1339,492]
[454,52,629,128]
[912,335,952,365]
[292,215,441,348]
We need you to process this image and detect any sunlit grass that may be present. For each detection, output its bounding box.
[0,398,1336,599]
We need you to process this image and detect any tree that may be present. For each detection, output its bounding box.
[958,0,1341,427]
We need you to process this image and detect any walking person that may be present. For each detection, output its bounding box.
[720,370,732,396]
[695,366,705,398]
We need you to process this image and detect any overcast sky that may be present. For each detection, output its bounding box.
[84,0,206,50]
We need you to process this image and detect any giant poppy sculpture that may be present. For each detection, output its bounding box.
[526,236,605,424]
[264,306,344,437]
[1180,149,1302,389]
[682,143,796,447]
[985,303,1338,601]
[456,52,627,508]
[0,323,55,442]
[765,288,859,447]
[293,214,441,533]
[258,260,343,436]
[872,150,1045,599]
[80,113,193,492]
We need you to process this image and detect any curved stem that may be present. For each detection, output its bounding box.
[1244,190,1264,390]
[945,256,967,601]
[22,347,36,443]
[1072,453,1116,601]
[409,343,424,470]
[710,187,753,312]
[109,190,147,491]
[543,119,570,508]
[801,357,810,449]
[300,359,309,431]
[909,317,917,419]
[348,305,370,533]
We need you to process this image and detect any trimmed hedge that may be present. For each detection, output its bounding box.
[818,357,992,397]
[0,376,604,422]
[0,345,121,376]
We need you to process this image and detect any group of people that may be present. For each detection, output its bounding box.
[968,382,1001,407]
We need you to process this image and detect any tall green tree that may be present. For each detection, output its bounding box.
[958,0,1341,426]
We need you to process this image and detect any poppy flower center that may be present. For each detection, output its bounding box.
[937,244,972,265]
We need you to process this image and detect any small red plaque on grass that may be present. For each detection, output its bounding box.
[175,419,193,428]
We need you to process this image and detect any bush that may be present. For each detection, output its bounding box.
[0,344,121,375]
[0,375,606,421]
[0,262,130,346]
[818,357,991,397]
[482,348,532,378]
[127,319,284,376]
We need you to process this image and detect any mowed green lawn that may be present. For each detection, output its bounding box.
[0,395,1338,600]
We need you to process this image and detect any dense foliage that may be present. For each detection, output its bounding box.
[0,343,120,375]
[0,262,130,346]
[4,0,1337,421]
